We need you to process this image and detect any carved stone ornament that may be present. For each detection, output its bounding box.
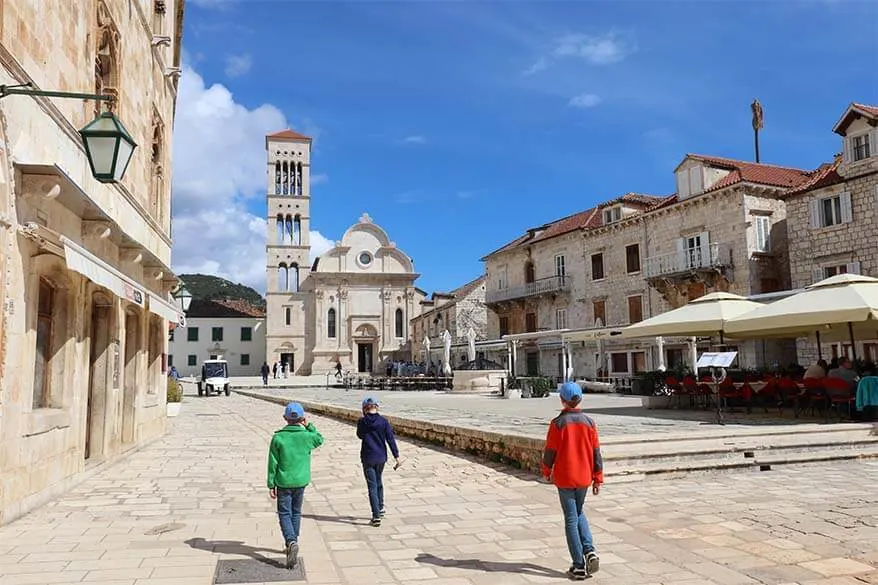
[82,220,112,240]
[358,213,373,224]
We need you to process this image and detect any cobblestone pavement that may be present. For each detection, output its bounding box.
[0,391,875,585]
[247,385,832,439]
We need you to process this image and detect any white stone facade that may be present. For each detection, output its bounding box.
[0,0,185,524]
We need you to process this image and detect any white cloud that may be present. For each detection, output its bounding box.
[402,135,426,145]
[568,93,601,108]
[522,57,548,76]
[311,173,328,185]
[224,53,252,78]
[171,65,328,294]
[309,231,334,263]
[553,33,633,65]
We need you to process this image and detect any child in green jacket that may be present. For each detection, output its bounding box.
[267,402,324,569]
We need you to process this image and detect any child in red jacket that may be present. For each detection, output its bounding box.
[541,382,603,580]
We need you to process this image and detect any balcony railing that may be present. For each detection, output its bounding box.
[643,243,730,278]
[486,275,570,304]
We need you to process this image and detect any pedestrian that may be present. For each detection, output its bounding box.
[356,397,400,527]
[273,361,278,379]
[541,382,603,580]
[335,360,343,380]
[261,362,270,386]
[267,402,324,569]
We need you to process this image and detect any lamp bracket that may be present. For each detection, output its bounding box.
[0,83,114,102]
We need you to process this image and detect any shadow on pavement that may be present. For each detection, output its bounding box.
[302,513,369,526]
[415,553,568,578]
[184,537,284,568]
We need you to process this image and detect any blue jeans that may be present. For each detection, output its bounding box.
[276,487,305,545]
[558,487,595,568]
[363,462,385,519]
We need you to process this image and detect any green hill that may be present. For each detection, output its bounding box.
[177,274,265,308]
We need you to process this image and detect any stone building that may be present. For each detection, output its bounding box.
[168,299,266,378]
[483,154,811,380]
[780,102,878,364]
[0,0,185,524]
[411,275,488,368]
[264,131,426,374]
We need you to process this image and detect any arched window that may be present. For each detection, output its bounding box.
[290,263,299,293]
[293,215,302,245]
[276,214,284,243]
[278,262,288,291]
[296,162,303,195]
[524,261,535,284]
[327,308,337,339]
[275,162,281,194]
[285,307,291,326]
[290,160,298,194]
[282,161,289,194]
[395,308,404,338]
[285,214,294,244]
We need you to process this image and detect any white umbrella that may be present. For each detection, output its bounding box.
[621,292,763,340]
[466,327,477,363]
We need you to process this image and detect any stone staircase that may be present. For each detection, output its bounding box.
[604,423,878,481]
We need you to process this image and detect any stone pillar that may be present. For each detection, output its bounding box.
[338,288,348,350]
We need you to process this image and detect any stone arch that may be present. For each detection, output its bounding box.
[289,263,299,293]
[277,262,288,291]
[94,0,121,115]
[354,323,378,339]
[274,161,282,194]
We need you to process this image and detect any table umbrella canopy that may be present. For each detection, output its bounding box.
[724,274,878,340]
[620,292,763,339]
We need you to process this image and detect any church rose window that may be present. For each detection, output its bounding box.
[358,252,372,267]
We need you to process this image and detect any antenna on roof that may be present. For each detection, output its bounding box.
[751,99,764,163]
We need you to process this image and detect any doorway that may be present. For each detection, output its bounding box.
[122,310,139,445]
[357,343,373,373]
[526,351,540,376]
[86,296,112,460]
[280,352,294,373]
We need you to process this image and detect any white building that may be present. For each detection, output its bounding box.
[169,299,266,377]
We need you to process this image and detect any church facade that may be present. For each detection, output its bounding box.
[264,131,425,375]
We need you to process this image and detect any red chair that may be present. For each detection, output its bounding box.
[822,377,856,422]
[778,377,802,417]
[718,377,744,411]
[801,378,826,417]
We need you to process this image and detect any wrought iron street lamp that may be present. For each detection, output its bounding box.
[173,285,193,313]
[0,83,137,183]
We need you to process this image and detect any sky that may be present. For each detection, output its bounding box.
[171,0,878,296]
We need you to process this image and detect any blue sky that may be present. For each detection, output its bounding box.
[173,0,878,295]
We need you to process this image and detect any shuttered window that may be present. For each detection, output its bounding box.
[754,216,771,252]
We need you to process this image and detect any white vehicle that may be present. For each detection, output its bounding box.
[198,359,230,397]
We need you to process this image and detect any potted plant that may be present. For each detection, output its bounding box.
[167,377,183,417]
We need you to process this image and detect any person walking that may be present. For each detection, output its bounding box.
[273,361,279,380]
[356,397,400,527]
[261,362,270,386]
[541,382,603,580]
[267,402,324,569]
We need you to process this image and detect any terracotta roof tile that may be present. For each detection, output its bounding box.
[267,128,312,141]
[782,156,844,198]
[187,299,266,319]
[686,154,811,192]
[854,103,878,117]
[449,275,486,299]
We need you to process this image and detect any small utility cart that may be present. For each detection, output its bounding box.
[198,359,231,396]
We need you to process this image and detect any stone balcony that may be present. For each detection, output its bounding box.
[485,275,570,305]
[643,243,732,279]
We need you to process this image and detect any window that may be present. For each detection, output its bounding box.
[627,295,643,324]
[823,262,860,278]
[754,215,771,252]
[603,206,621,224]
[555,308,567,330]
[591,253,604,280]
[499,316,509,336]
[676,166,704,198]
[395,308,404,338]
[187,327,199,342]
[33,279,55,409]
[498,266,508,290]
[554,255,566,278]
[685,234,702,268]
[593,300,606,326]
[240,354,250,366]
[188,355,197,366]
[168,329,174,342]
[812,193,852,228]
[240,327,252,342]
[358,252,373,267]
[168,355,174,367]
[524,261,535,284]
[327,308,336,338]
[525,312,537,333]
[852,133,872,161]
[632,352,646,374]
[610,353,629,374]
[212,327,223,342]
[285,307,292,326]
[625,244,640,273]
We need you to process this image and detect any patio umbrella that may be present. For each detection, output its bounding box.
[620,292,763,341]
[724,274,878,360]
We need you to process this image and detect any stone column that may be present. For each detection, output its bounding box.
[338,288,348,350]
[315,289,324,348]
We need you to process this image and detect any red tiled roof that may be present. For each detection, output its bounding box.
[604,192,668,207]
[782,155,844,198]
[187,299,266,319]
[685,154,811,192]
[854,103,878,116]
[449,274,486,299]
[267,129,312,141]
[833,103,878,135]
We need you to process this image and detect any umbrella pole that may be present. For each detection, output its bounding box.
[719,331,725,347]
[815,330,822,361]
[848,322,858,362]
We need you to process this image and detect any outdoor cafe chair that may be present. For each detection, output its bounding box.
[822,377,856,422]
[718,376,746,411]
[778,377,802,417]
[801,378,826,417]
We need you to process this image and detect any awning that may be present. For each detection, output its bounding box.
[148,292,185,326]
[62,236,146,307]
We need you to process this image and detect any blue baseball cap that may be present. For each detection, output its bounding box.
[362,397,379,408]
[284,402,305,420]
[559,382,582,402]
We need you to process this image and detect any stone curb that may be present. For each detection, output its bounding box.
[235,390,547,473]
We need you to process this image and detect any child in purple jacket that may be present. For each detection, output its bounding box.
[356,397,400,526]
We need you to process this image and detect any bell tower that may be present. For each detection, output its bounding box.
[265,129,312,374]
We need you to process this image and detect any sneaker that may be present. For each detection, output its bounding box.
[379,508,386,518]
[566,566,586,581]
[370,518,381,527]
[285,541,299,569]
[585,552,600,576]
